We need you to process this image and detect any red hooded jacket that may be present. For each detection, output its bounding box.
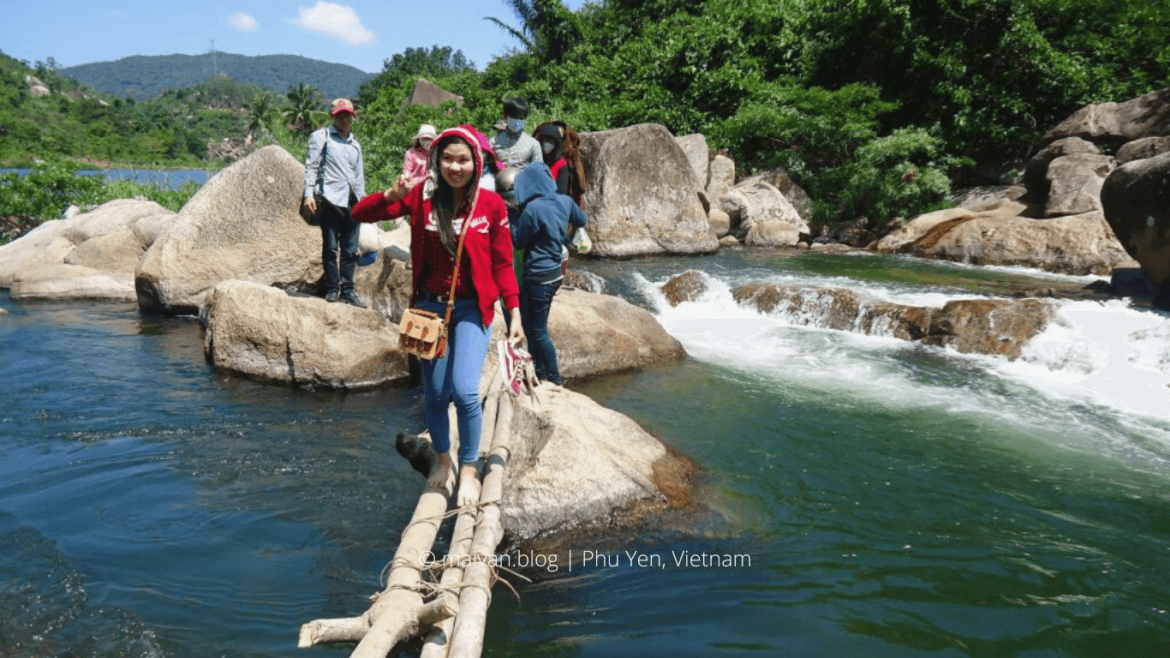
[353,125,519,327]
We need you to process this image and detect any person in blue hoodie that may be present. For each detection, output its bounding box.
[510,162,588,388]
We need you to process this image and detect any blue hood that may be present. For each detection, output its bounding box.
[515,162,558,207]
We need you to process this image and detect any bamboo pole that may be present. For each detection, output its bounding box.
[446,392,516,658]
[299,362,508,654]
[298,418,458,650]
[419,381,504,658]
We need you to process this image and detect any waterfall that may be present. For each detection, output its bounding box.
[633,268,1170,472]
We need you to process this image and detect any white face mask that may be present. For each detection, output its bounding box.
[506,117,525,134]
[541,141,555,154]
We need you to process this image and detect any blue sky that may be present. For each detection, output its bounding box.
[1,1,591,74]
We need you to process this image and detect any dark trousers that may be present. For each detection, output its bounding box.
[520,278,563,385]
[320,199,359,294]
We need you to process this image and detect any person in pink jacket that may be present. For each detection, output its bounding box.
[354,125,523,506]
[402,123,436,189]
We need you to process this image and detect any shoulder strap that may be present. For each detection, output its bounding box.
[442,186,481,325]
[315,129,330,195]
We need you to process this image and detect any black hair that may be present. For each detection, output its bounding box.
[503,97,530,119]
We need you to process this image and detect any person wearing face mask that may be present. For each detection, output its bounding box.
[534,121,588,207]
[403,123,436,189]
[489,97,542,171]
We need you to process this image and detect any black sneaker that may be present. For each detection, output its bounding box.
[325,290,340,302]
[341,291,366,308]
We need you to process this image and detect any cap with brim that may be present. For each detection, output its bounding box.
[330,98,356,116]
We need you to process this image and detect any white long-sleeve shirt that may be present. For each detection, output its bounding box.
[303,125,366,208]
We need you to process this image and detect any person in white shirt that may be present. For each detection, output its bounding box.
[303,98,367,307]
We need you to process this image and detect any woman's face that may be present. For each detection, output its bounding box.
[419,137,433,151]
[440,141,475,189]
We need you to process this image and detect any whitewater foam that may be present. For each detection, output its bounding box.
[636,271,1170,470]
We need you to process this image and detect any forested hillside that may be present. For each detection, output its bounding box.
[353,0,1169,227]
[61,53,374,101]
[5,0,1168,230]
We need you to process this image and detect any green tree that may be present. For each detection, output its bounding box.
[484,0,582,63]
[284,82,324,135]
[243,91,279,141]
[357,46,475,109]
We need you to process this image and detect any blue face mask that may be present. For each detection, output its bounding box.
[506,117,525,134]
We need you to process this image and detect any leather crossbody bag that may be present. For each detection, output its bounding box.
[398,199,474,360]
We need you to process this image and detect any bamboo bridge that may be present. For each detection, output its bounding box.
[298,373,525,657]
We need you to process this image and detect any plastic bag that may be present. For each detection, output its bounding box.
[570,227,592,255]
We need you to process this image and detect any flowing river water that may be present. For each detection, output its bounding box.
[2,249,1169,657]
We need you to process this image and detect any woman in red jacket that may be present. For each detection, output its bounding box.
[354,125,524,506]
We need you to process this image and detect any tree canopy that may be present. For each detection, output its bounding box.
[4,0,1168,227]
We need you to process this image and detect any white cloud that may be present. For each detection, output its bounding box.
[229,12,259,32]
[291,2,375,46]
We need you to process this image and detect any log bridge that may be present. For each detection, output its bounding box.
[298,377,522,657]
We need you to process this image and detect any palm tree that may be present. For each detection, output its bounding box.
[284,82,325,135]
[243,91,278,142]
[483,0,579,62]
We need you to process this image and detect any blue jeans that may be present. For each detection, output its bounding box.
[520,279,563,385]
[320,200,359,294]
[417,298,490,464]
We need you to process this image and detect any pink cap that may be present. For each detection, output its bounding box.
[329,98,356,116]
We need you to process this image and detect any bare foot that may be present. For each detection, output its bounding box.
[427,452,453,490]
[457,463,480,507]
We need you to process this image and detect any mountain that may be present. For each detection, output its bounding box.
[60,52,375,101]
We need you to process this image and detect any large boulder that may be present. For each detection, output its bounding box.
[874,200,1135,275]
[1100,151,1170,288]
[737,168,814,226]
[732,281,1058,360]
[706,154,736,203]
[1116,136,1170,165]
[501,386,695,542]
[1038,87,1170,151]
[578,123,719,257]
[0,199,176,300]
[708,208,731,238]
[25,75,50,97]
[912,210,1131,275]
[1043,153,1116,217]
[1023,137,1100,201]
[675,133,710,187]
[551,288,687,380]
[200,281,682,389]
[660,270,708,307]
[951,185,1028,211]
[135,145,321,314]
[719,178,810,244]
[921,298,1059,358]
[745,220,803,248]
[9,264,140,299]
[202,280,410,389]
[875,202,1025,253]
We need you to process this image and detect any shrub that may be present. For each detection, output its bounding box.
[0,165,202,224]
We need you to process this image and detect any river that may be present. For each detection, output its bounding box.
[0,168,216,190]
[2,250,1168,657]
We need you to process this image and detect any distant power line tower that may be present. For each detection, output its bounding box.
[210,39,217,77]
